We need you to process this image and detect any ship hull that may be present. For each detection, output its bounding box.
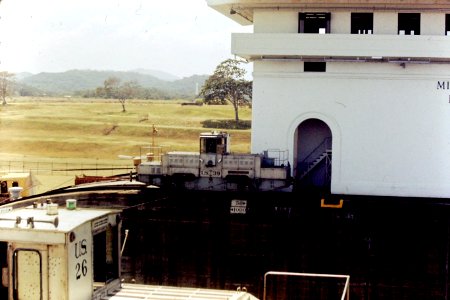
[120,188,450,299]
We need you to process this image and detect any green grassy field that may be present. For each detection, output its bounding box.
[0,97,251,192]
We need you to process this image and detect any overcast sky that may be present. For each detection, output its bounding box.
[0,0,253,78]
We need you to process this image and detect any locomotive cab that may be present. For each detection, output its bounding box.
[0,201,121,300]
[199,132,229,170]
[199,131,229,155]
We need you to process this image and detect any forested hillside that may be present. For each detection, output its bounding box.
[16,69,208,99]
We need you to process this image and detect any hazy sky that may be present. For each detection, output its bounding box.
[0,0,253,78]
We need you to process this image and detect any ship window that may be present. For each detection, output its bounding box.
[351,13,373,34]
[446,14,450,35]
[398,13,420,35]
[304,62,326,72]
[299,13,331,33]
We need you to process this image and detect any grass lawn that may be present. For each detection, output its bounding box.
[0,97,251,192]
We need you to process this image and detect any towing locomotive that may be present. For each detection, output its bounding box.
[135,131,292,192]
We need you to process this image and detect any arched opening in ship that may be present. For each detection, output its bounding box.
[294,118,332,191]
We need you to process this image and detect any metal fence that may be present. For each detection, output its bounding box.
[0,159,134,177]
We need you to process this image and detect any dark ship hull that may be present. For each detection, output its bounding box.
[120,188,450,299]
[6,182,450,299]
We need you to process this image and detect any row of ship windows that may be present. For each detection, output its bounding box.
[299,13,450,36]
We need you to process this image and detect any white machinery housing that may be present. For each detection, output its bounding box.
[137,132,292,191]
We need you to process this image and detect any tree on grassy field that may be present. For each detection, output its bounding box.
[98,76,139,112]
[103,76,120,99]
[117,80,139,112]
[0,71,15,105]
[200,59,252,125]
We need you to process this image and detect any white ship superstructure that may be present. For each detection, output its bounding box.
[207,0,450,198]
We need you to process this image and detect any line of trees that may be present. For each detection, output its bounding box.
[76,84,182,100]
[86,77,173,112]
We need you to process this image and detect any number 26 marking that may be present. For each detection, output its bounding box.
[76,259,88,279]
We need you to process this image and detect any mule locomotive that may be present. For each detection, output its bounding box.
[135,131,292,192]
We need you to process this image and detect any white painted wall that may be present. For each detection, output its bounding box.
[251,63,450,197]
[237,7,450,198]
[252,10,449,35]
[374,12,398,34]
[233,33,450,61]
[331,12,350,34]
[422,13,446,35]
[253,9,298,33]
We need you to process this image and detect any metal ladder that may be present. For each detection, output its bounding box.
[299,149,332,180]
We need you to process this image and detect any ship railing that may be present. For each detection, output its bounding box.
[262,149,289,167]
[263,271,350,300]
[139,144,167,163]
[299,137,332,170]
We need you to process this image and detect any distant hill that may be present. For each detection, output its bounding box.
[129,68,180,81]
[15,72,34,80]
[17,69,208,98]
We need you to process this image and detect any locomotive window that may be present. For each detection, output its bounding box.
[201,138,222,153]
[93,224,119,286]
[0,242,8,299]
